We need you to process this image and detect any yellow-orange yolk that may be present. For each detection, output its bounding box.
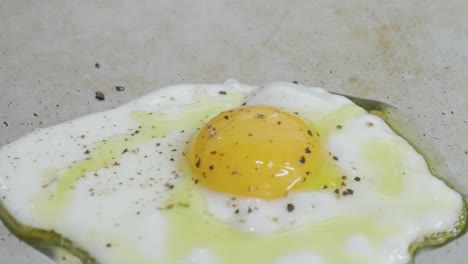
[188,105,322,199]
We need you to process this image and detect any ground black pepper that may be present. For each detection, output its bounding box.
[95,91,105,101]
[299,156,306,164]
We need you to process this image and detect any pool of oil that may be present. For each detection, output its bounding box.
[0,95,466,264]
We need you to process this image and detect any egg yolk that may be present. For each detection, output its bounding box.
[188,105,322,199]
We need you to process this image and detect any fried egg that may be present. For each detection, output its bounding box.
[0,80,465,264]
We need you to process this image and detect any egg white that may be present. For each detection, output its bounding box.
[0,80,464,264]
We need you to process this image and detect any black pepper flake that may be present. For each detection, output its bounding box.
[33,113,38,117]
[94,63,100,68]
[337,124,342,129]
[354,177,361,182]
[248,133,253,136]
[122,148,128,154]
[242,102,247,106]
[341,175,347,180]
[367,122,374,127]
[169,158,175,161]
[322,185,328,189]
[334,189,340,194]
[210,150,217,155]
[305,171,310,175]
[293,112,299,115]
[286,203,295,212]
[277,121,282,125]
[156,143,161,147]
[342,189,354,196]
[255,113,265,119]
[84,150,90,154]
[95,91,105,101]
[232,170,238,176]
[115,86,125,92]
[305,147,311,154]
[219,91,227,95]
[333,156,339,161]
[223,115,229,120]
[195,159,201,168]
[299,156,306,165]
[164,182,174,189]
[292,81,298,84]
[2,121,8,127]
[307,130,313,136]
[194,179,199,184]
[234,209,240,214]
[248,207,253,213]
[106,243,112,248]
[209,165,214,170]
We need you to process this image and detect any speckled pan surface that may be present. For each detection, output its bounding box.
[0,0,467,263]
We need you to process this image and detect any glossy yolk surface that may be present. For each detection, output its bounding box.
[188,105,324,199]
